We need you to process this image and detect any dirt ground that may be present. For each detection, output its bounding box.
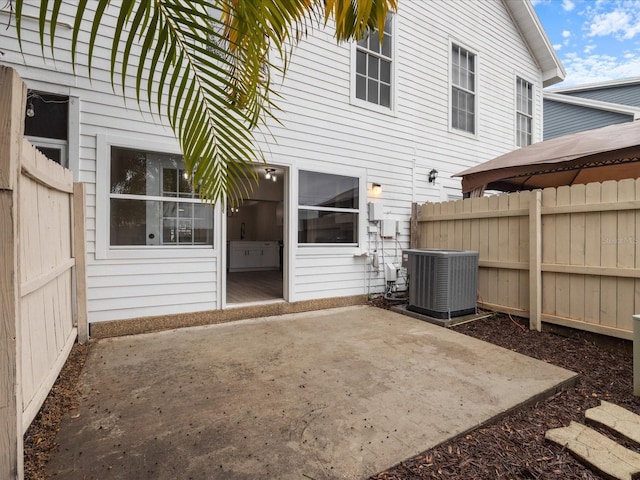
[24,309,640,480]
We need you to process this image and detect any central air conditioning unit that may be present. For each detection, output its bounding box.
[402,249,478,319]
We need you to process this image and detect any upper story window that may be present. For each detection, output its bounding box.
[298,171,359,244]
[109,146,214,247]
[451,44,476,134]
[24,91,69,167]
[354,14,393,109]
[516,77,533,147]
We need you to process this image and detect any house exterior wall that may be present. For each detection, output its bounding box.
[543,100,633,140]
[0,1,549,322]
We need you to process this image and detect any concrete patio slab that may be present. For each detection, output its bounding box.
[47,306,577,480]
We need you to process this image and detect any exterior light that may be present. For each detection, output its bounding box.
[372,183,382,195]
[265,168,276,181]
[428,169,438,183]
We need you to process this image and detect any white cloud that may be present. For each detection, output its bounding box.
[562,0,575,12]
[587,2,640,40]
[559,53,640,86]
[583,44,596,54]
[553,43,563,50]
[562,30,571,38]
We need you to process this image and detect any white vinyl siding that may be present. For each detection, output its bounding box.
[516,77,533,146]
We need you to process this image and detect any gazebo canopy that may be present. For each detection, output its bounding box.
[455,120,640,196]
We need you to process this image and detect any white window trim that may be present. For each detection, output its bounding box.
[95,134,218,260]
[295,163,366,253]
[448,39,479,139]
[514,73,536,148]
[349,13,398,116]
[27,136,69,167]
[24,83,78,178]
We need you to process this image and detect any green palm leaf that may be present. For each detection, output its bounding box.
[13,0,396,204]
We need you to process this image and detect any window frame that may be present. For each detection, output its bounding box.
[350,12,397,115]
[24,82,80,180]
[96,134,217,260]
[515,76,534,147]
[449,40,479,138]
[296,167,365,249]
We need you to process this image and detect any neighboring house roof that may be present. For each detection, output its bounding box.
[548,76,640,94]
[544,92,640,119]
[455,120,640,194]
[504,0,566,87]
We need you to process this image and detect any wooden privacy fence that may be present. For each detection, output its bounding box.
[412,179,640,340]
[1,67,88,479]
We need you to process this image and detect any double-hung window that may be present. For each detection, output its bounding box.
[355,14,393,108]
[109,146,214,247]
[451,44,476,134]
[516,77,533,147]
[298,171,359,244]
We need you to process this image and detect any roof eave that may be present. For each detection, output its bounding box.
[504,0,566,87]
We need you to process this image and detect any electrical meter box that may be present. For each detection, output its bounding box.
[381,219,396,237]
[368,202,383,222]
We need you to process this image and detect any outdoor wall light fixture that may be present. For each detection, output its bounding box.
[26,101,35,118]
[372,183,382,195]
[265,168,277,182]
[428,168,438,183]
[227,206,239,217]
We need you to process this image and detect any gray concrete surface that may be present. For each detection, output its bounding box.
[47,306,577,480]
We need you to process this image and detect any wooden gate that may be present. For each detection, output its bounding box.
[1,66,88,479]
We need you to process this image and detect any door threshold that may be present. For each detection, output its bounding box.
[226,298,286,309]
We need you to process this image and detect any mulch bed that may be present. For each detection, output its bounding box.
[370,310,640,480]
[24,310,640,479]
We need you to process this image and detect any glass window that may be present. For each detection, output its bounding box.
[451,45,476,134]
[355,14,393,108]
[298,171,359,244]
[24,91,69,167]
[516,77,533,147]
[109,146,214,247]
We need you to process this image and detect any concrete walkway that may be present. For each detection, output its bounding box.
[47,306,577,480]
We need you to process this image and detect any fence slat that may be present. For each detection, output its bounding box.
[617,179,636,331]
[530,191,542,331]
[542,188,557,318]
[555,186,571,320]
[584,182,602,324]
[569,184,586,323]
[600,181,619,328]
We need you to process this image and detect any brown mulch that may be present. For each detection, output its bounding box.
[23,310,640,480]
[370,310,640,480]
[24,343,91,480]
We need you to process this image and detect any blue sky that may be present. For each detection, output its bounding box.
[532,0,640,87]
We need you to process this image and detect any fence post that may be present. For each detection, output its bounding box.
[410,202,419,249]
[73,182,89,343]
[529,190,542,331]
[0,66,26,480]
